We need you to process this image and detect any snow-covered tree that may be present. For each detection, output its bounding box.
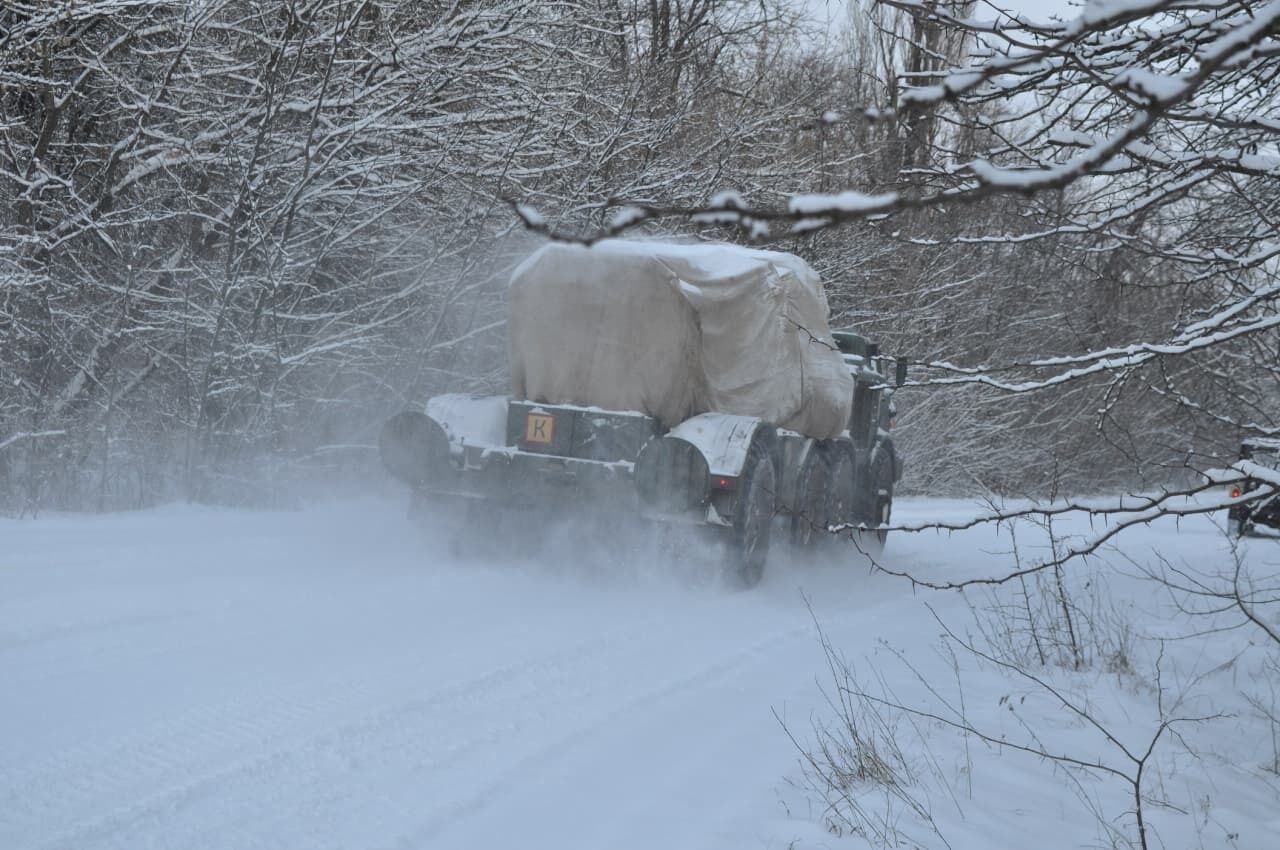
[515,0,1280,492]
[0,0,813,510]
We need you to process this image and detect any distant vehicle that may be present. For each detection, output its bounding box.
[379,240,905,587]
[1228,436,1280,536]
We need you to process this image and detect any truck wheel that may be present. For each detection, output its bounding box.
[858,454,893,556]
[790,449,829,547]
[825,450,855,535]
[860,497,890,555]
[726,442,775,588]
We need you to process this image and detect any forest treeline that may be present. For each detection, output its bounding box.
[1,0,1268,511]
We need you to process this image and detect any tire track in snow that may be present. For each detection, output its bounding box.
[375,621,822,850]
[2,502,898,850]
[12,616,670,850]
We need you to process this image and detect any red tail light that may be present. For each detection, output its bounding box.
[713,476,737,490]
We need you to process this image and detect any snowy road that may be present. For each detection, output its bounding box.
[2,498,1275,850]
[0,500,919,850]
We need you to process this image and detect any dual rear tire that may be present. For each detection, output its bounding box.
[725,441,892,589]
[790,447,889,557]
[790,448,830,548]
[724,441,776,589]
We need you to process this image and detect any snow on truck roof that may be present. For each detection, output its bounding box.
[506,239,854,439]
[510,238,823,294]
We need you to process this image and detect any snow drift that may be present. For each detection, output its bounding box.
[508,240,853,439]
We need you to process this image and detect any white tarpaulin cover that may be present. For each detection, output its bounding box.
[508,240,853,439]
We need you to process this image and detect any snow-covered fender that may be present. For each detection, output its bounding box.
[666,413,776,478]
[425,394,508,456]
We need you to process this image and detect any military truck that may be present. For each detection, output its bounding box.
[379,240,904,587]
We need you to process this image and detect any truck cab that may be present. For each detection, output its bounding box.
[833,329,904,542]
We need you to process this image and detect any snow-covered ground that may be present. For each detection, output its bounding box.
[2,497,1277,850]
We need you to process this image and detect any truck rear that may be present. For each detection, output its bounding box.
[380,239,904,586]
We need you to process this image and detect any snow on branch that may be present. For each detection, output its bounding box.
[839,463,1276,591]
[516,1,1280,241]
[0,430,67,453]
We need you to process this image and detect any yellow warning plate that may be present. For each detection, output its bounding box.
[525,412,555,444]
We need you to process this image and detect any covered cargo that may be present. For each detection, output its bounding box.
[508,240,853,440]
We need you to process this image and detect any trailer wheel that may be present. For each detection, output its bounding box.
[725,442,775,589]
[790,449,830,547]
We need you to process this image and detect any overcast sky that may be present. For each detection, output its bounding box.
[803,0,1082,33]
